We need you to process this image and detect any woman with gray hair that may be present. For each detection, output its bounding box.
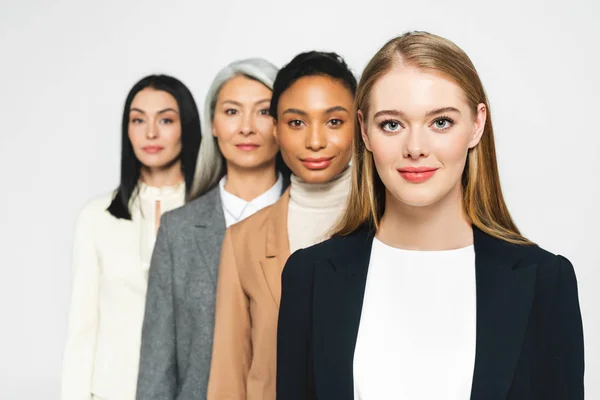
[136,58,286,400]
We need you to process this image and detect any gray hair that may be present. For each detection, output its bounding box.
[189,58,279,199]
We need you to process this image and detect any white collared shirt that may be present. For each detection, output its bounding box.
[219,172,283,227]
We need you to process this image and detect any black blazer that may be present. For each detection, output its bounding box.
[276,226,584,400]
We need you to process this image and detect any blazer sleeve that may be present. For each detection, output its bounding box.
[207,228,251,400]
[276,249,315,400]
[61,206,101,400]
[546,255,585,399]
[136,215,178,400]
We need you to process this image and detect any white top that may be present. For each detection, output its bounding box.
[287,166,351,254]
[353,238,477,400]
[61,181,185,400]
[219,172,283,227]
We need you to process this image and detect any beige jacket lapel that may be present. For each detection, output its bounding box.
[260,188,291,309]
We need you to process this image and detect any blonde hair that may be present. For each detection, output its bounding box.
[334,31,531,245]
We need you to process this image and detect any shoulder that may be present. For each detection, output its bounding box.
[519,242,574,279]
[161,186,219,227]
[76,191,116,225]
[229,203,273,238]
[283,235,350,279]
[510,241,579,304]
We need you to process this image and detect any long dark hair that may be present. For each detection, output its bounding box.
[107,75,202,219]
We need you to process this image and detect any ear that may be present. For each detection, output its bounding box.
[212,124,218,138]
[468,103,487,149]
[358,110,372,152]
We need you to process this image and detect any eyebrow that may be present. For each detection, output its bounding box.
[373,107,461,119]
[282,108,308,117]
[282,106,349,117]
[130,107,179,115]
[325,106,349,114]
[221,98,271,107]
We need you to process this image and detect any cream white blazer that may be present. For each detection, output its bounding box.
[61,182,185,400]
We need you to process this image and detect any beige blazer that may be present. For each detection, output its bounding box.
[208,188,291,400]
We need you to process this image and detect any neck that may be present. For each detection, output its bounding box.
[290,165,352,208]
[377,185,473,251]
[224,162,277,201]
[140,161,184,188]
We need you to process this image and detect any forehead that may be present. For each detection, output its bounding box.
[217,75,272,101]
[369,66,468,116]
[278,75,353,112]
[131,88,178,110]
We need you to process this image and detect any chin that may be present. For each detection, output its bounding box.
[232,158,273,170]
[140,159,167,169]
[391,190,446,208]
[296,169,336,184]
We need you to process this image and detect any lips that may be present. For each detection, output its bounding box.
[301,156,334,170]
[397,166,439,183]
[142,146,164,154]
[236,143,260,151]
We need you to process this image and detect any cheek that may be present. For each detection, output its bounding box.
[369,134,400,168]
[257,118,276,143]
[433,133,470,166]
[331,126,354,153]
[277,131,302,160]
[213,118,237,141]
[161,124,182,148]
[128,125,143,146]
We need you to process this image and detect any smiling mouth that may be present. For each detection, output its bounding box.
[397,167,439,183]
[236,143,260,151]
[301,156,335,170]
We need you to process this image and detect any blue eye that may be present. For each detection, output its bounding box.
[380,120,402,132]
[432,117,454,131]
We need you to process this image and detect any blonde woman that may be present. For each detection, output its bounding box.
[277,32,584,400]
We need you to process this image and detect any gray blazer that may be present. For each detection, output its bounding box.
[136,186,225,400]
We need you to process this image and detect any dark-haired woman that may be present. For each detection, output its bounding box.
[61,75,202,400]
[207,51,357,400]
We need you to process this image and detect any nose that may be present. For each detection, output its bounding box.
[305,123,327,151]
[239,112,255,136]
[146,120,158,139]
[403,127,429,159]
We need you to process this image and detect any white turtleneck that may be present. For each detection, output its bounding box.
[287,166,352,254]
[61,181,185,400]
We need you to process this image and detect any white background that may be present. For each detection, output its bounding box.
[1,0,598,398]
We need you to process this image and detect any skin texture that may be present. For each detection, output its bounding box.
[129,88,183,175]
[275,75,354,183]
[213,75,279,173]
[360,65,486,250]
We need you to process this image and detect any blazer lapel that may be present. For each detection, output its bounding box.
[470,227,538,400]
[260,188,291,308]
[313,227,375,400]
[193,186,226,286]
